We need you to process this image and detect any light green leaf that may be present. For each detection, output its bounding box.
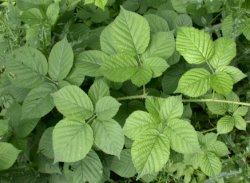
[53,119,93,163]
[74,50,109,77]
[221,15,233,38]
[207,141,230,157]
[206,94,228,115]
[88,79,110,104]
[101,54,138,82]
[142,32,175,59]
[144,14,169,33]
[210,71,233,95]
[109,7,150,55]
[131,66,152,87]
[131,129,170,178]
[124,111,157,140]
[70,150,103,183]
[38,127,54,159]
[0,142,20,171]
[92,119,124,156]
[52,85,93,121]
[46,3,59,25]
[111,149,136,178]
[199,152,222,176]
[176,27,214,64]
[164,119,200,153]
[100,25,118,55]
[209,37,236,68]
[233,115,246,131]
[143,57,169,77]
[216,66,246,84]
[241,18,250,40]
[217,115,235,134]
[0,120,8,136]
[234,106,248,116]
[176,68,211,97]
[145,96,162,119]
[84,0,108,9]
[95,96,121,120]
[22,83,56,119]
[171,0,188,13]
[20,8,44,25]
[174,14,192,27]
[159,96,183,121]
[156,10,178,30]
[226,92,239,113]
[6,47,48,88]
[48,37,74,81]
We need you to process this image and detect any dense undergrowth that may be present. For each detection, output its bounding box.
[1,0,250,182]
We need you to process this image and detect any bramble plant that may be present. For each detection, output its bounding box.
[1,0,250,182]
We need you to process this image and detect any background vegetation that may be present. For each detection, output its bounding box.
[1,0,250,182]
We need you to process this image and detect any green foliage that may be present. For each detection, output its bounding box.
[1,0,250,182]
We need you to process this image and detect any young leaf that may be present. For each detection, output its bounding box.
[142,32,175,59]
[46,3,59,25]
[206,141,230,157]
[210,71,233,95]
[109,7,150,55]
[0,142,20,171]
[101,53,138,82]
[48,38,74,81]
[208,37,236,68]
[233,115,246,131]
[234,106,248,116]
[88,79,110,104]
[164,119,200,153]
[199,152,222,176]
[53,119,93,163]
[95,96,121,120]
[144,14,170,33]
[226,92,239,113]
[159,96,183,121]
[216,66,246,84]
[38,127,54,159]
[69,150,103,183]
[52,85,94,121]
[22,83,56,119]
[145,97,162,119]
[131,129,170,178]
[206,94,228,115]
[131,66,152,87]
[124,111,158,140]
[74,50,109,77]
[6,47,48,88]
[176,27,214,64]
[84,0,108,9]
[176,68,211,97]
[111,149,136,178]
[92,119,124,157]
[217,115,235,134]
[143,57,169,77]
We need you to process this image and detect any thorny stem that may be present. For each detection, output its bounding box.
[117,93,148,101]
[116,94,250,107]
[182,98,250,107]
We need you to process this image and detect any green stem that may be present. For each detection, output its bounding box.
[182,98,250,107]
[202,127,217,134]
[86,115,96,124]
[117,94,147,101]
[46,76,58,85]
